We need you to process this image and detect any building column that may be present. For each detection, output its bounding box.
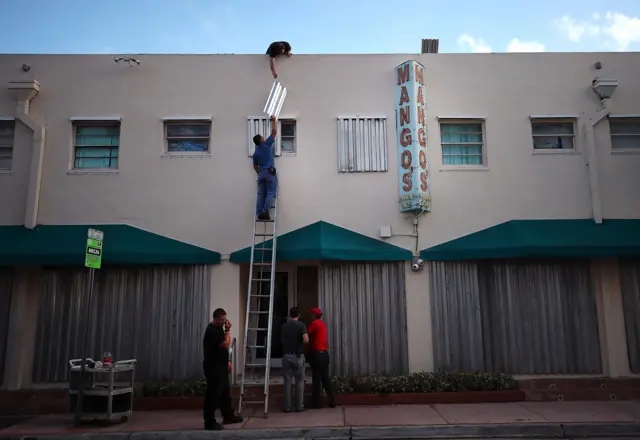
[404,262,434,373]
[2,267,41,390]
[593,259,632,377]
[210,261,241,358]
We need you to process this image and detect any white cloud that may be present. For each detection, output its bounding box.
[457,34,492,53]
[507,38,546,52]
[555,11,640,50]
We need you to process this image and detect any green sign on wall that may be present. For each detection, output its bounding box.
[85,228,104,269]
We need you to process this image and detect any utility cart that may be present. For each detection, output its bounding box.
[68,358,136,423]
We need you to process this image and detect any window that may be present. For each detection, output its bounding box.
[610,117,640,151]
[280,120,296,154]
[247,117,297,157]
[164,121,211,153]
[531,119,576,150]
[73,122,120,169]
[0,120,15,171]
[439,120,484,166]
[337,117,388,172]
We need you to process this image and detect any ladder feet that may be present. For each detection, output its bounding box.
[263,412,268,419]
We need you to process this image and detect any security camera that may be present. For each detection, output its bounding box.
[411,258,424,272]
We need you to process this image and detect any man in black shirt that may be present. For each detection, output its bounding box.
[266,41,292,79]
[202,308,243,431]
[280,306,308,412]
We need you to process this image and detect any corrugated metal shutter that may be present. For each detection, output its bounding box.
[247,117,282,157]
[337,117,388,173]
[32,265,211,383]
[0,268,12,386]
[319,262,408,376]
[430,260,602,374]
[620,259,640,373]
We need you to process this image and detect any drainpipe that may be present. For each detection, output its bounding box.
[8,80,45,229]
[583,102,610,225]
[392,210,426,257]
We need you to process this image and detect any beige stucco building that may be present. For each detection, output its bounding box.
[1,51,639,390]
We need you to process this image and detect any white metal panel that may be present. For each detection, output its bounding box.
[247,117,282,157]
[263,81,287,119]
[337,117,388,172]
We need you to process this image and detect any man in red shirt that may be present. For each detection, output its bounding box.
[307,307,335,408]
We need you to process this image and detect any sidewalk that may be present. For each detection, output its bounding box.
[2,401,640,439]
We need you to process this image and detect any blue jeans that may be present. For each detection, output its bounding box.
[282,354,305,411]
[256,170,278,215]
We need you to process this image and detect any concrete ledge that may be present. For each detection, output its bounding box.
[352,423,564,438]
[2,423,640,439]
[562,422,640,438]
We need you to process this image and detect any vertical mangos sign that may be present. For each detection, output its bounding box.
[395,60,431,212]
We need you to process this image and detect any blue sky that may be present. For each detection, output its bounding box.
[0,0,638,54]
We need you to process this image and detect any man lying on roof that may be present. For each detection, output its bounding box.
[266,41,292,79]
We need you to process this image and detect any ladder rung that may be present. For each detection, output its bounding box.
[242,400,266,404]
[255,233,274,237]
[246,345,266,348]
[252,278,271,282]
[245,363,267,368]
[247,327,269,331]
[250,294,271,298]
[253,248,272,252]
[253,262,271,266]
[248,310,270,314]
[256,219,274,223]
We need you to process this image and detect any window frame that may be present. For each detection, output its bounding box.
[336,116,388,173]
[0,118,16,172]
[247,116,298,157]
[71,120,121,171]
[279,119,297,155]
[438,118,487,168]
[609,116,640,154]
[163,119,212,156]
[529,116,578,154]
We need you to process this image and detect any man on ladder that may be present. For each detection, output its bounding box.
[252,115,278,221]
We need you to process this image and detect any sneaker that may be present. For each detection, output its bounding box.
[204,422,224,430]
[283,407,291,413]
[257,211,271,221]
[223,414,244,425]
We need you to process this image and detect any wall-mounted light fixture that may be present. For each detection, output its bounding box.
[592,78,618,101]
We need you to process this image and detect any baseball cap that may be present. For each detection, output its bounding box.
[309,307,323,317]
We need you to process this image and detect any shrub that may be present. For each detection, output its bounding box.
[135,372,517,397]
[331,372,518,395]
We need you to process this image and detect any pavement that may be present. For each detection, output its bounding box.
[2,400,640,439]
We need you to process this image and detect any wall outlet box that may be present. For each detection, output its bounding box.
[380,225,392,238]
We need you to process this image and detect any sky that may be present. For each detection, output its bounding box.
[0,0,638,54]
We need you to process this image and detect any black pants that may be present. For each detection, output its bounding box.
[309,351,334,407]
[203,367,234,424]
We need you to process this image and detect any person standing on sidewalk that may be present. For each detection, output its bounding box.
[280,307,309,413]
[202,308,243,431]
[307,307,335,409]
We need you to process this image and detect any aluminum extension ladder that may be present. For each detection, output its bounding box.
[238,187,279,418]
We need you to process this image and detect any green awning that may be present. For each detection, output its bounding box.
[420,219,640,261]
[0,224,221,266]
[230,221,412,263]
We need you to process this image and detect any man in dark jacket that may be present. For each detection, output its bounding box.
[202,308,243,430]
[266,41,292,79]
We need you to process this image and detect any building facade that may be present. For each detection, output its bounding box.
[1,51,639,390]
